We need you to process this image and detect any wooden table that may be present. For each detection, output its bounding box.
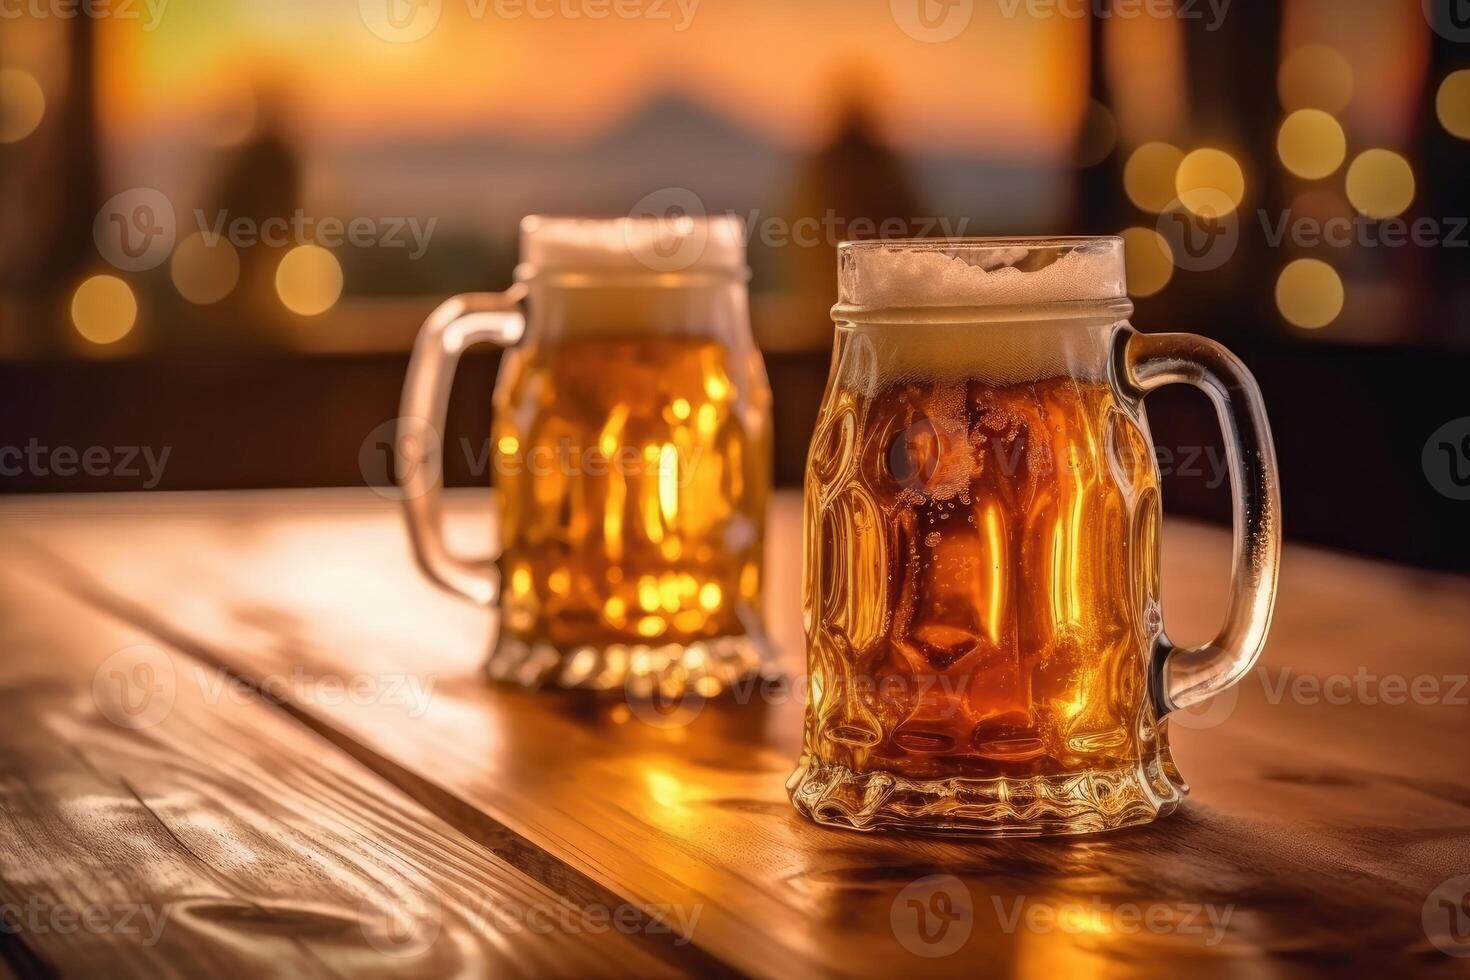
[2,489,1468,978]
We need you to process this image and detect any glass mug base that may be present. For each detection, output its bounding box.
[485,631,773,693]
[786,752,1187,838]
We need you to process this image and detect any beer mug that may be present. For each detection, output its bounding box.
[788,237,1280,835]
[398,216,774,694]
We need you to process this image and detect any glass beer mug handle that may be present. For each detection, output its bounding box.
[398,289,526,606]
[1119,330,1282,717]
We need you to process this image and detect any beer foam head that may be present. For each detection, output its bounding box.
[834,238,1129,385]
[837,237,1126,311]
[519,214,747,276]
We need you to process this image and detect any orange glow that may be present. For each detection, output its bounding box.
[95,2,1086,156]
[1277,259,1343,330]
[1176,149,1245,217]
[72,276,138,344]
[1121,227,1173,299]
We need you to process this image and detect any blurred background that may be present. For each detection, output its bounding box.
[2,0,1468,569]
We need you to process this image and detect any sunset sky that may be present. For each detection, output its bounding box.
[96,0,1090,155]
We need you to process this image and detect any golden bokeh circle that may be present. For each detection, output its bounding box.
[1124,142,1185,214]
[1436,70,1470,140]
[171,233,241,305]
[1345,149,1415,219]
[1121,227,1174,298]
[71,275,138,345]
[1276,259,1344,330]
[1277,110,1347,180]
[276,245,343,316]
[0,68,46,144]
[1074,100,1118,168]
[1176,148,1245,217]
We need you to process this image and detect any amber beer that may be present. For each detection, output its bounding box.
[492,334,770,667]
[789,238,1282,836]
[803,367,1160,774]
[399,215,773,694]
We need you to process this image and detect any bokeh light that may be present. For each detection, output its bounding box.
[1278,45,1353,114]
[1276,259,1343,330]
[1123,142,1184,214]
[171,233,241,305]
[71,275,138,344]
[1074,100,1117,168]
[1436,70,1470,141]
[275,245,343,316]
[1277,109,1346,180]
[1176,148,1245,216]
[0,68,46,144]
[1121,227,1174,298]
[1345,149,1415,219]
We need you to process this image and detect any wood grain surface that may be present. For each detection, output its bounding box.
[0,541,692,979]
[2,489,1469,978]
